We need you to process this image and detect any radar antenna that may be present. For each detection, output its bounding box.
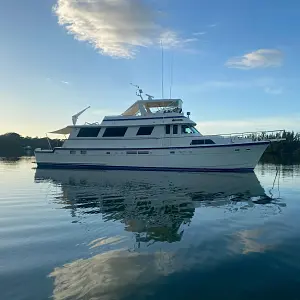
[130,83,144,100]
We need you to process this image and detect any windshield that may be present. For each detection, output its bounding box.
[181,125,199,134]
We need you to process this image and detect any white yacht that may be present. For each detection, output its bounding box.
[35,90,283,172]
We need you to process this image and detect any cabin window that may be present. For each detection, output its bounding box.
[204,139,215,144]
[190,139,215,145]
[136,126,154,136]
[165,125,171,134]
[191,140,204,145]
[80,150,87,155]
[70,150,76,154]
[138,151,149,154]
[103,127,128,137]
[182,125,199,134]
[173,125,178,134]
[127,151,137,154]
[77,127,101,137]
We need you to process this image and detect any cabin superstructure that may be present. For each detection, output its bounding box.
[49,98,207,150]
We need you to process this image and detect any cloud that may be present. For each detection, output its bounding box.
[160,30,197,49]
[53,0,196,58]
[225,49,283,69]
[46,78,70,85]
[264,87,283,95]
[193,32,206,36]
[196,115,300,135]
[184,78,284,95]
[207,23,218,28]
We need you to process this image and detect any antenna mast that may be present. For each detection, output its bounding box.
[169,51,174,100]
[130,83,144,100]
[161,40,164,99]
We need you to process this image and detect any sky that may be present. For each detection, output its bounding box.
[1,0,300,137]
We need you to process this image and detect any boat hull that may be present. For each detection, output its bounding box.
[35,142,269,172]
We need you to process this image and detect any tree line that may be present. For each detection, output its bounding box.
[0,131,299,163]
[261,131,300,164]
[0,133,63,157]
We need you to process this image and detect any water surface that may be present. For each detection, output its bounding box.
[0,158,300,300]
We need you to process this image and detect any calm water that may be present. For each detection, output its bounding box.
[0,158,300,300]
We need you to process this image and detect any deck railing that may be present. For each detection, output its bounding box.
[206,130,286,142]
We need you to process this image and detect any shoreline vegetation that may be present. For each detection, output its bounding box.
[0,131,300,164]
[0,133,63,157]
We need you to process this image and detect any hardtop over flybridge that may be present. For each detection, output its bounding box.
[35,87,284,172]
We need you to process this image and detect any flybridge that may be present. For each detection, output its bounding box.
[121,99,183,116]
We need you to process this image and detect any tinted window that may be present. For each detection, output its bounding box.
[191,139,215,145]
[173,125,178,134]
[138,151,149,154]
[77,127,101,137]
[205,139,215,144]
[137,126,154,136]
[191,140,204,145]
[126,151,137,154]
[103,127,128,137]
[165,125,170,134]
[182,125,199,134]
[182,125,193,134]
[181,125,199,134]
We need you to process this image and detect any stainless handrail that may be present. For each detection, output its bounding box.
[204,129,285,142]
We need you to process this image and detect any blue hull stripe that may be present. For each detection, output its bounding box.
[35,141,269,154]
[36,163,254,173]
[103,116,187,122]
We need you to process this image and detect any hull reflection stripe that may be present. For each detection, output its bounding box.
[36,163,254,173]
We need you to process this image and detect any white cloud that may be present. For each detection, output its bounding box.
[197,115,300,135]
[193,31,206,36]
[160,30,198,49]
[61,80,70,85]
[53,0,196,58]
[184,78,284,95]
[208,23,218,28]
[225,49,283,69]
[264,87,283,95]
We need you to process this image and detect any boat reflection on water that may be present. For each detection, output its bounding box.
[35,169,270,244]
[34,169,285,300]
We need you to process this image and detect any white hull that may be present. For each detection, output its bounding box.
[35,142,269,172]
